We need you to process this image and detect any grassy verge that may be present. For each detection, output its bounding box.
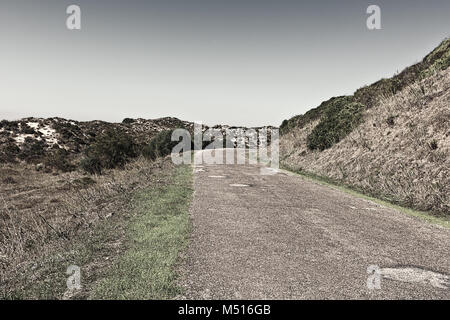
[90,164,193,299]
[281,166,450,229]
[0,161,193,300]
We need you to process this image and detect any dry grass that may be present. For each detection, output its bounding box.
[0,157,175,299]
[281,69,450,216]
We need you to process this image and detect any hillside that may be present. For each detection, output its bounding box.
[0,116,276,170]
[280,39,450,216]
[0,117,193,165]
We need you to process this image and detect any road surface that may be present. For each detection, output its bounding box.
[179,159,450,299]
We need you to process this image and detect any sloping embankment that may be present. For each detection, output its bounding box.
[281,68,449,216]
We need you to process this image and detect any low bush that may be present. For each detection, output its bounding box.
[142,130,179,160]
[80,157,102,175]
[0,120,19,132]
[307,97,365,151]
[53,121,82,140]
[0,141,20,163]
[280,97,343,134]
[18,138,47,163]
[19,122,36,135]
[81,129,137,174]
[122,118,135,124]
[43,148,76,172]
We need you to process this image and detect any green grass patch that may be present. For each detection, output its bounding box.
[282,166,450,229]
[90,165,193,299]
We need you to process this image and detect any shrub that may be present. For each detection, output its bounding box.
[122,118,135,124]
[43,148,76,172]
[280,96,345,135]
[142,130,179,160]
[0,120,19,131]
[307,98,365,151]
[0,142,20,163]
[18,138,47,163]
[53,121,82,140]
[80,157,103,175]
[81,129,137,174]
[19,122,37,135]
[280,120,289,133]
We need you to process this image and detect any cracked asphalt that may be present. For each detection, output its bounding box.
[179,158,450,299]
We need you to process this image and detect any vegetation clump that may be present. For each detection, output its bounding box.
[122,118,135,124]
[18,138,47,163]
[142,130,179,161]
[0,141,20,163]
[81,129,137,174]
[280,97,344,134]
[306,97,365,151]
[53,121,82,140]
[0,120,19,131]
[43,148,76,172]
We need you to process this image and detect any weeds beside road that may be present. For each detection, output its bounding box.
[91,165,193,299]
[0,158,193,299]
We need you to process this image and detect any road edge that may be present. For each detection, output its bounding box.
[280,166,450,229]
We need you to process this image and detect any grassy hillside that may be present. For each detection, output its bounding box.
[280,39,450,216]
[281,38,450,138]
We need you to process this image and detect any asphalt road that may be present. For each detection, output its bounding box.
[179,158,450,299]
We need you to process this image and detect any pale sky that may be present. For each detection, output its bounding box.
[0,0,449,126]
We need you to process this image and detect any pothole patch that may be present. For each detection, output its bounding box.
[230,183,250,187]
[380,266,450,289]
[260,167,279,175]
